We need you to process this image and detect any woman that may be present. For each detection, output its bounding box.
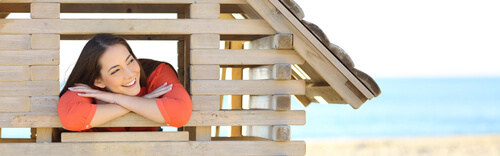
[58,33,192,132]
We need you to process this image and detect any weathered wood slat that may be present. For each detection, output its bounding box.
[250,33,293,50]
[249,64,291,80]
[190,3,220,19]
[0,97,30,112]
[30,96,59,112]
[61,131,189,142]
[191,49,304,65]
[0,110,305,127]
[0,0,247,4]
[246,125,290,142]
[191,80,305,95]
[30,66,59,81]
[190,34,220,49]
[190,65,220,80]
[0,141,305,156]
[31,3,60,19]
[0,81,59,96]
[0,50,59,65]
[30,34,60,50]
[36,128,52,143]
[0,19,275,35]
[249,95,290,110]
[0,66,29,81]
[0,35,30,50]
[191,95,220,111]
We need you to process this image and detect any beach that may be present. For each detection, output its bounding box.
[305,134,500,156]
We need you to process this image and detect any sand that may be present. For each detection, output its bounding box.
[305,134,500,156]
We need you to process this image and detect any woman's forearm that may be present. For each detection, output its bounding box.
[113,94,166,123]
[90,104,130,127]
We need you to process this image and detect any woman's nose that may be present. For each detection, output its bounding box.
[123,67,134,78]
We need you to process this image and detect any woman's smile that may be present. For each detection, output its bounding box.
[122,78,136,88]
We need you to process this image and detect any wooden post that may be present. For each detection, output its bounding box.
[186,2,220,141]
[30,2,60,143]
[228,41,245,137]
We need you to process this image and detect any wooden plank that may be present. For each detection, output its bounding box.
[0,97,30,112]
[269,0,375,104]
[191,95,220,111]
[61,131,189,142]
[0,13,9,19]
[293,95,311,107]
[0,81,59,96]
[0,50,59,65]
[0,141,305,156]
[177,40,185,85]
[0,138,36,143]
[190,65,220,80]
[30,96,58,112]
[0,19,275,35]
[230,67,243,137]
[0,35,30,50]
[306,85,346,104]
[60,4,186,13]
[250,33,293,50]
[30,3,60,19]
[249,95,290,110]
[0,0,248,4]
[190,3,220,19]
[190,34,220,49]
[0,110,305,127]
[249,64,291,80]
[195,126,211,141]
[211,136,268,141]
[30,34,60,50]
[0,3,30,13]
[191,80,304,95]
[191,49,304,65]
[246,125,290,142]
[30,66,59,81]
[35,128,52,143]
[237,4,262,19]
[0,66,29,81]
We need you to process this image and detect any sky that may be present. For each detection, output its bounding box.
[294,0,500,78]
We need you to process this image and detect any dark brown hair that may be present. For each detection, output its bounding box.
[59,34,147,97]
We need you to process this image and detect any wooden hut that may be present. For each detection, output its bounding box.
[0,0,380,155]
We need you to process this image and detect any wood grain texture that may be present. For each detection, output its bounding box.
[249,33,293,50]
[0,0,247,4]
[0,81,59,96]
[30,3,60,19]
[190,34,220,49]
[0,141,305,156]
[30,96,58,112]
[61,131,189,142]
[191,49,304,65]
[0,97,30,112]
[30,34,60,50]
[0,35,30,50]
[30,66,59,81]
[0,50,59,65]
[0,66,29,81]
[0,110,305,127]
[190,3,220,19]
[0,19,275,35]
[190,80,305,95]
[190,65,220,80]
[191,95,220,111]
[35,128,52,143]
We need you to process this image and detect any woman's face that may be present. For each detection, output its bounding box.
[94,44,141,96]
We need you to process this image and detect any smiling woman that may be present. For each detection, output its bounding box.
[58,34,192,132]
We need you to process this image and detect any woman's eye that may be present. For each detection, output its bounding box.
[111,69,120,75]
[128,59,134,65]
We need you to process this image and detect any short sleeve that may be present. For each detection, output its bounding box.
[58,90,97,131]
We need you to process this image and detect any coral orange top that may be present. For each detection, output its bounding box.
[58,63,192,132]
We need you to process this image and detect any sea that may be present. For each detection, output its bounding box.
[290,77,500,140]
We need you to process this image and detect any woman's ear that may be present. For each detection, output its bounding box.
[94,78,106,88]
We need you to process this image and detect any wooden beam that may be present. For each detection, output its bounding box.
[0,0,248,4]
[0,110,305,127]
[0,81,59,96]
[190,65,220,80]
[0,35,30,50]
[30,66,59,81]
[30,96,59,112]
[0,50,59,65]
[61,131,189,142]
[191,80,305,95]
[0,138,36,143]
[35,128,52,143]
[0,19,275,35]
[0,66,29,81]
[30,34,60,50]
[0,3,30,13]
[211,136,268,141]
[0,141,305,156]
[246,125,290,142]
[306,85,346,104]
[248,95,290,110]
[191,49,304,65]
[0,97,30,112]
[250,33,293,50]
[30,3,60,19]
[190,3,220,19]
[60,4,186,13]
[249,64,291,80]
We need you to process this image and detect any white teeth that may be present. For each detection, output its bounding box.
[123,79,135,87]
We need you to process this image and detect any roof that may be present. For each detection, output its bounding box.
[249,0,381,108]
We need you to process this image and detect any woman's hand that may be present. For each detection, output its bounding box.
[68,83,117,104]
[143,82,173,98]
